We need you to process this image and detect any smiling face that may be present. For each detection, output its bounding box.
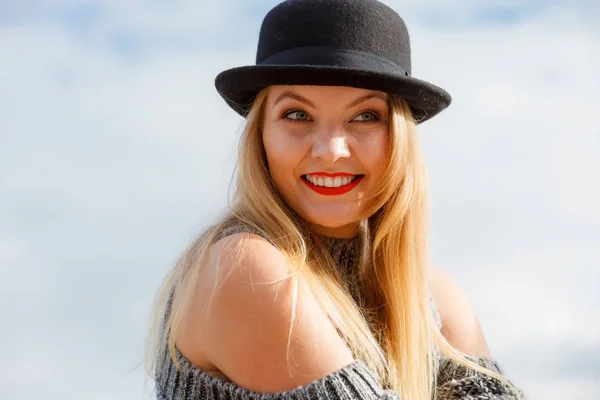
[262,85,390,238]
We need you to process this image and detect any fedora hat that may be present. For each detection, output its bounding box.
[215,0,451,123]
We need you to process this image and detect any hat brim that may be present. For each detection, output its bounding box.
[215,65,451,124]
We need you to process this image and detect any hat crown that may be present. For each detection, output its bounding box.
[215,0,451,123]
[257,0,411,75]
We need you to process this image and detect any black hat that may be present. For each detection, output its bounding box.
[215,0,451,123]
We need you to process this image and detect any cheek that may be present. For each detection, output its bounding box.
[356,131,389,176]
[262,126,305,185]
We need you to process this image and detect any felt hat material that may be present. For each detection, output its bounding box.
[215,0,451,123]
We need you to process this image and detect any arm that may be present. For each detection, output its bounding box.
[430,267,491,358]
[177,232,398,399]
[435,355,525,400]
[430,267,525,399]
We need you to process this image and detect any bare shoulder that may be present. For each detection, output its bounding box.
[429,266,492,358]
[177,232,354,393]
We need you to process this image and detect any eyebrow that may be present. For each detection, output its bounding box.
[273,91,316,108]
[347,92,388,108]
[272,91,388,109]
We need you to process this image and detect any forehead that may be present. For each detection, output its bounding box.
[265,85,388,105]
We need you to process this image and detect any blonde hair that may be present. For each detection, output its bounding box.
[145,89,512,399]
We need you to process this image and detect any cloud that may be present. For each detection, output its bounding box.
[0,1,598,399]
[403,5,600,395]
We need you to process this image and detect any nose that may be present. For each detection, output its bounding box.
[311,131,351,164]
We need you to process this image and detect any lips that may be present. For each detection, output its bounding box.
[301,173,364,196]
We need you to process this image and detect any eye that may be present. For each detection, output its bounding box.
[353,111,379,122]
[283,109,312,121]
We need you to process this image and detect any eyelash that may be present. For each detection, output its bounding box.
[281,109,381,123]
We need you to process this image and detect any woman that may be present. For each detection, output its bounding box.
[145,1,525,399]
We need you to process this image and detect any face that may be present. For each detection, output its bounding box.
[262,85,390,238]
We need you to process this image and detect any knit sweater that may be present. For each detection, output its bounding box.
[155,225,524,400]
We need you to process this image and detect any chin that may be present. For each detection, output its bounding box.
[283,194,366,231]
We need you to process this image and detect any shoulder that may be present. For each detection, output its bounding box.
[207,231,291,283]
[429,266,491,358]
[177,232,354,393]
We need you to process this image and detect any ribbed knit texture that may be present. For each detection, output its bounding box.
[156,344,398,400]
[155,223,524,399]
[435,356,525,399]
[320,232,365,303]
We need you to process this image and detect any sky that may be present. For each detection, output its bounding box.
[0,0,598,399]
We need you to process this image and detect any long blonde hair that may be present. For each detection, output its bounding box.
[145,89,509,399]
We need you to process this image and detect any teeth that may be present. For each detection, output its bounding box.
[306,175,358,187]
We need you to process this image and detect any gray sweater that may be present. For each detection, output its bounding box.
[155,227,524,399]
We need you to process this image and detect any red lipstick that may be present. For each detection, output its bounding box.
[301,172,364,196]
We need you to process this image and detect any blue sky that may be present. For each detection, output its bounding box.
[1,1,599,399]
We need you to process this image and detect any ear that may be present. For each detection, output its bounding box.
[429,266,492,358]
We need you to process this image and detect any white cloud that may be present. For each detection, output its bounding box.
[410,8,600,397]
[0,235,48,295]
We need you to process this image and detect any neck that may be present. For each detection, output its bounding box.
[317,226,365,303]
[309,221,361,239]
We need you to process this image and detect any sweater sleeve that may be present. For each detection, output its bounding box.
[156,345,401,400]
[434,355,526,400]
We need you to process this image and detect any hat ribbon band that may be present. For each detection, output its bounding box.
[258,46,408,76]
